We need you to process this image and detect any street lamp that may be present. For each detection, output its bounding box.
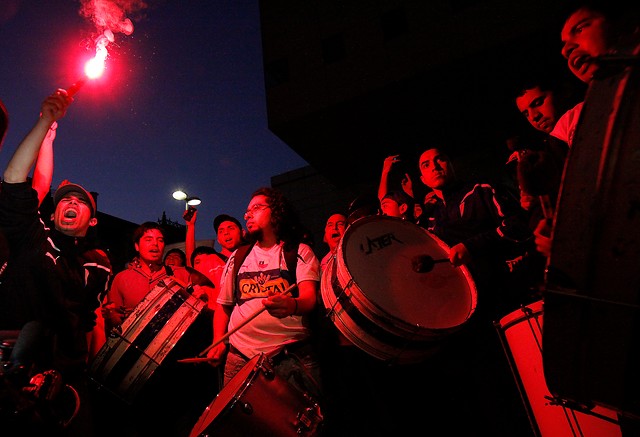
[172,190,201,221]
[172,190,201,207]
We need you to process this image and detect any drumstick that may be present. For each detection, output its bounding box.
[177,283,298,363]
[411,255,449,273]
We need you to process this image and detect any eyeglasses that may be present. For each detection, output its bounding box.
[244,203,270,219]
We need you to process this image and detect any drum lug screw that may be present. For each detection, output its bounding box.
[240,401,254,415]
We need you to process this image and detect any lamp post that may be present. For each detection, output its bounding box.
[172,190,201,220]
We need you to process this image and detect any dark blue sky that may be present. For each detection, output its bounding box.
[0,0,308,243]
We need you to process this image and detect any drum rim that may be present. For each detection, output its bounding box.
[190,353,265,436]
[497,300,544,331]
[321,257,445,364]
[335,215,478,329]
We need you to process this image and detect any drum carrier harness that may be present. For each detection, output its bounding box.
[231,242,301,301]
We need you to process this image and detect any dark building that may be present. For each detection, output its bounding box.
[261,0,578,255]
[259,0,571,188]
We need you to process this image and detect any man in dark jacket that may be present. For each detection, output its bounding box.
[410,146,535,436]
[0,89,111,435]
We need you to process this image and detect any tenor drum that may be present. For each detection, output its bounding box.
[190,353,323,437]
[89,278,213,404]
[321,215,477,364]
[497,301,622,437]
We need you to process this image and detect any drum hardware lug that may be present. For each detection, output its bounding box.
[294,402,323,435]
[108,325,122,338]
[239,400,254,415]
[262,365,276,380]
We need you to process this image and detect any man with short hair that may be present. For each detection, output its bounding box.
[100,221,216,436]
[184,211,245,265]
[212,213,245,259]
[184,211,246,296]
[412,146,534,436]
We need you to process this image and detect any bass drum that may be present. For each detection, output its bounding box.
[89,278,215,404]
[321,215,477,364]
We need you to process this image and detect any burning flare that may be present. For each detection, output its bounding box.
[67,37,108,97]
[67,0,147,97]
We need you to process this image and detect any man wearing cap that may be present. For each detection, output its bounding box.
[0,89,112,435]
[184,210,246,285]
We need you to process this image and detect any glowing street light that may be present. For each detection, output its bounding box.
[172,190,201,207]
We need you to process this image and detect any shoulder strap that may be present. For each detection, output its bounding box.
[164,264,174,277]
[283,244,299,284]
[231,242,300,301]
[232,242,254,291]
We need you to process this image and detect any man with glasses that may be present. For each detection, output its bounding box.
[205,187,323,403]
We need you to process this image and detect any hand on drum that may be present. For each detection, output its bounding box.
[263,293,297,319]
[533,218,552,258]
[191,284,210,302]
[101,302,131,329]
[448,242,471,266]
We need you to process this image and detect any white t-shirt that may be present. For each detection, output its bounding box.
[550,101,584,147]
[217,241,320,358]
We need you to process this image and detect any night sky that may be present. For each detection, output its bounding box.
[0,0,308,244]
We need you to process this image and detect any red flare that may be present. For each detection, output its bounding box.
[66,78,86,97]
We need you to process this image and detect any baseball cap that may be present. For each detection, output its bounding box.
[213,214,242,234]
[53,180,97,217]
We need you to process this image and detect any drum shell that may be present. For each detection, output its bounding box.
[89,278,213,404]
[321,215,477,364]
[190,354,322,437]
[497,301,622,437]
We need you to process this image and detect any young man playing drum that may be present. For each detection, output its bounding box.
[202,187,323,436]
[413,146,535,436]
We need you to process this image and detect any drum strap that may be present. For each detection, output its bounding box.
[162,264,193,292]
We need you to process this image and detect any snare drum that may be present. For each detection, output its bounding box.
[89,278,213,404]
[190,353,323,437]
[496,301,622,436]
[321,215,477,364]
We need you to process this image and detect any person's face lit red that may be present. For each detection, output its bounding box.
[216,221,244,252]
[381,198,403,218]
[164,252,184,267]
[244,195,271,235]
[515,86,559,133]
[53,193,96,237]
[419,149,453,190]
[136,229,165,265]
[561,8,611,83]
[323,213,346,253]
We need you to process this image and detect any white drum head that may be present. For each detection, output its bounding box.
[337,215,476,332]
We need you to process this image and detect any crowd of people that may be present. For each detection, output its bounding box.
[1,1,639,436]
